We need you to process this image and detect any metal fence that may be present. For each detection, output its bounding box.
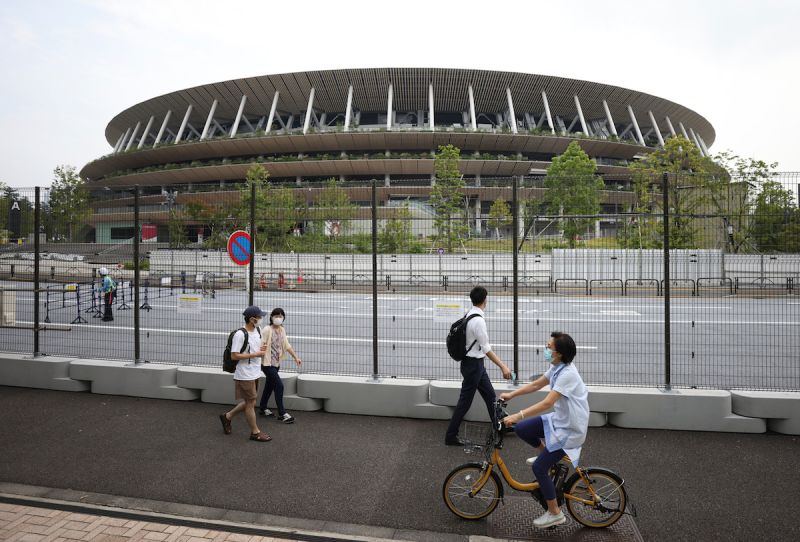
[1,173,799,391]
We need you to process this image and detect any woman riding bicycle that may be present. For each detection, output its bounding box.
[500,331,589,529]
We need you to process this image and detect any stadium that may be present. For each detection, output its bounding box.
[79,68,715,243]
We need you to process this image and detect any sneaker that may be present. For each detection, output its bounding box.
[526,456,538,466]
[260,408,274,417]
[533,510,566,529]
[278,413,295,424]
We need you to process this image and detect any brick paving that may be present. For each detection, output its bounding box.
[0,502,295,542]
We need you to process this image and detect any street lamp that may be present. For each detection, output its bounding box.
[162,189,178,279]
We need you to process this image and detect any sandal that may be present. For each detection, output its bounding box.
[249,432,272,442]
[219,413,232,435]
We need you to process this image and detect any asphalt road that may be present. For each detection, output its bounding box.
[0,386,798,541]
[3,280,800,389]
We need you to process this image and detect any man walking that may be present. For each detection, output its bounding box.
[219,306,272,442]
[446,286,512,446]
[98,267,115,322]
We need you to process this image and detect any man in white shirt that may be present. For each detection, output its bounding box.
[219,306,272,442]
[446,286,512,446]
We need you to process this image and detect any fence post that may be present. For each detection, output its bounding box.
[248,180,255,306]
[371,179,379,380]
[663,172,671,390]
[512,176,519,383]
[34,187,41,357]
[134,185,142,364]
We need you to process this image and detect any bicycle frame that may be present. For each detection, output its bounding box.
[469,440,599,507]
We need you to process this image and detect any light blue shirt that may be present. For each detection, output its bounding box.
[541,362,590,465]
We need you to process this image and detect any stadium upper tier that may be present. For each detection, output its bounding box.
[81,68,714,187]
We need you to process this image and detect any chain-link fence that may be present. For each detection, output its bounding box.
[1,173,798,391]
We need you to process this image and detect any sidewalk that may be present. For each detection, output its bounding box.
[1,386,799,541]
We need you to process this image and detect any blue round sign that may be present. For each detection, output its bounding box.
[227,230,252,266]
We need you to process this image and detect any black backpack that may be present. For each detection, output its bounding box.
[223,327,261,373]
[446,313,482,361]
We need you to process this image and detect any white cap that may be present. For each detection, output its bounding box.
[99,267,109,275]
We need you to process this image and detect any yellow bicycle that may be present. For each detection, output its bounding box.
[443,400,630,528]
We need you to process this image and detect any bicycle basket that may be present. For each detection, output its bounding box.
[460,422,494,455]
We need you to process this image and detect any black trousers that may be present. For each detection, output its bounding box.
[103,292,114,321]
[445,356,497,440]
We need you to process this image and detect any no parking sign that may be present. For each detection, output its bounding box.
[227,230,252,266]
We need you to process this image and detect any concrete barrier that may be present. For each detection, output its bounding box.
[731,391,800,435]
[0,353,88,392]
[176,367,323,411]
[69,360,199,401]
[589,386,766,432]
[298,374,450,418]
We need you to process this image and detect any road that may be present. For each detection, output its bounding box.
[3,279,799,389]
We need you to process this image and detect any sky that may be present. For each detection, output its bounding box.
[1,0,799,189]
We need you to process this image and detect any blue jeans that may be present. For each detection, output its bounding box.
[445,357,497,440]
[515,416,566,501]
[258,365,285,416]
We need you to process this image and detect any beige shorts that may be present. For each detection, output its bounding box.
[234,379,259,401]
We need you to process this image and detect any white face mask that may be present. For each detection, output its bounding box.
[253,318,263,327]
[272,317,284,326]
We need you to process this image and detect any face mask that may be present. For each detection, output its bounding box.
[272,317,284,326]
[253,318,262,327]
[543,347,554,363]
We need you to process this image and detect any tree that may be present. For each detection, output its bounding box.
[185,200,230,249]
[314,178,355,238]
[430,144,468,252]
[488,197,512,240]
[625,136,717,249]
[542,141,604,248]
[379,205,415,253]
[751,181,797,253]
[238,164,300,251]
[48,165,90,242]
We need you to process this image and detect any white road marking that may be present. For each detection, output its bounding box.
[580,310,641,316]
[569,300,614,304]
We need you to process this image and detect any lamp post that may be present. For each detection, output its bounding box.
[163,189,178,280]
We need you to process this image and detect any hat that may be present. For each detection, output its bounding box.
[98,267,109,275]
[243,305,267,319]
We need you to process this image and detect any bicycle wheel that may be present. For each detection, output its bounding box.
[564,468,627,528]
[442,462,502,520]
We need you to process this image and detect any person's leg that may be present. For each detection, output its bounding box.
[244,398,260,434]
[532,446,567,515]
[514,416,546,450]
[258,366,274,412]
[273,367,286,416]
[227,401,246,418]
[445,359,481,441]
[475,364,498,426]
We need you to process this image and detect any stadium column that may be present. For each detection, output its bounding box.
[174,105,193,144]
[689,128,705,156]
[266,91,279,134]
[112,132,125,153]
[428,83,435,131]
[648,111,665,147]
[230,95,247,138]
[664,115,677,137]
[153,110,172,147]
[468,85,477,131]
[137,116,155,149]
[602,100,618,136]
[115,127,131,154]
[574,95,590,135]
[200,99,218,140]
[505,88,518,134]
[627,105,645,146]
[678,121,690,139]
[344,85,353,132]
[474,197,481,234]
[541,91,555,134]
[387,83,393,130]
[303,87,315,135]
[125,121,141,152]
[697,135,710,156]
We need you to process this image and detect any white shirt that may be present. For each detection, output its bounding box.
[231,327,263,381]
[541,362,590,465]
[464,306,491,358]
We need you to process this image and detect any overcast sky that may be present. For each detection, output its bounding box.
[1,0,799,188]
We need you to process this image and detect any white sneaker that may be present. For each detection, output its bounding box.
[526,456,538,466]
[533,510,566,529]
[278,413,295,424]
[260,408,273,417]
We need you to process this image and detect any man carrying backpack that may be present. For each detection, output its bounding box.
[219,306,272,442]
[445,286,512,446]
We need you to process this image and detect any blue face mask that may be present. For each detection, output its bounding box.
[543,347,553,363]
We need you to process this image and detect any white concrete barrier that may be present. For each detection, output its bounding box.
[731,391,800,434]
[69,360,199,401]
[0,353,88,392]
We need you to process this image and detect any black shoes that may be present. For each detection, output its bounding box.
[445,437,465,446]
